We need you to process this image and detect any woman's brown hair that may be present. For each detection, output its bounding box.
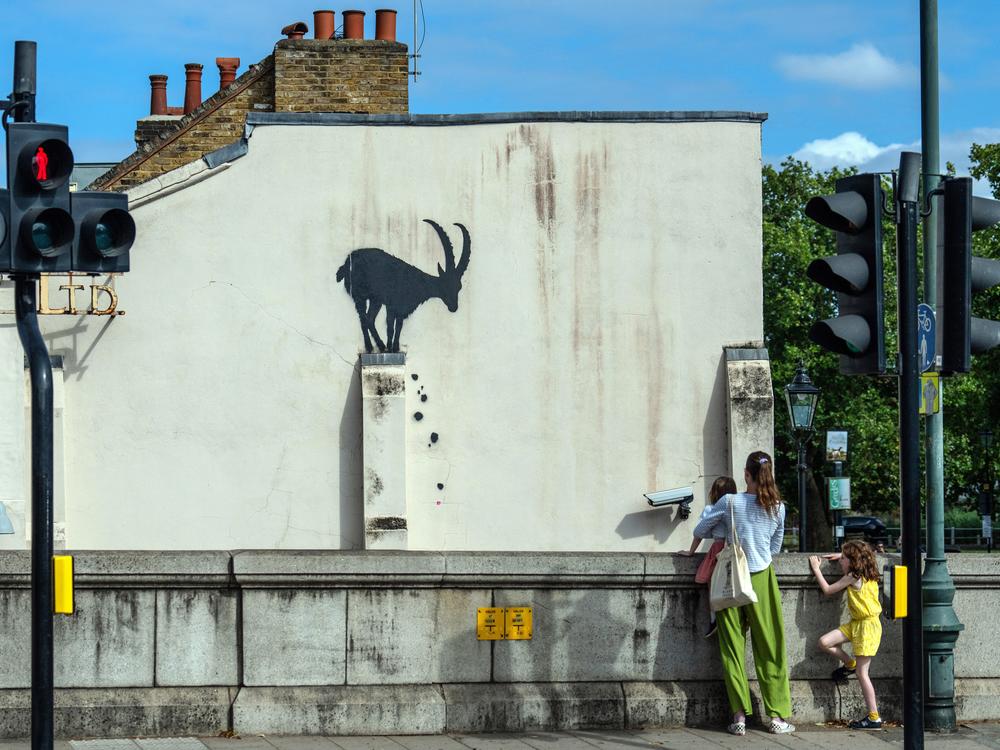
[841,540,881,582]
[708,476,737,504]
[745,450,781,514]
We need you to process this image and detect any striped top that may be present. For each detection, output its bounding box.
[693,492,786,573]
[696,504,729,540]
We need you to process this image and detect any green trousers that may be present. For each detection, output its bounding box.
[715,564,792,718]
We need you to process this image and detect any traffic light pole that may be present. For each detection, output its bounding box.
[15,279,55,750]
[920,0,963,732]
[11,41,55,750]
[897,155,925,750]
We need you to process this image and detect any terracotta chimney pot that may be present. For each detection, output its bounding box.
[281,21,309,40]
[183,63,203,114]
[314,10,335,39]
[375,9,397,41]
[149,74,168,116]
[342,10,365,39]
[216,57,240,90]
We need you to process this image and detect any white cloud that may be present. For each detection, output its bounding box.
[786,128,1000,196]
[776,43,917,89]
[792,132,908,171]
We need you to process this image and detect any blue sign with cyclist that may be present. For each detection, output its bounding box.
[918,303,935,373]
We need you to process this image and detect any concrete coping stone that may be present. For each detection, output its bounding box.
[0,549,995,589]
[233,550,447,587]
[0,551,233,588]
[442,552,645,586]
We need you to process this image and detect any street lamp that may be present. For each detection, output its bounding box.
[784,361,821,552]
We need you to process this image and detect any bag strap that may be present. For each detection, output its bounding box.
[729,496,740,547]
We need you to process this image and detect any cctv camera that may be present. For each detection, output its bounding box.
[644,486,695,519]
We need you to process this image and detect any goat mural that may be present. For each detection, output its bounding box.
[336,219,472,353]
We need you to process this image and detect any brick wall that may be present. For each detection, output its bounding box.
[134,116,182,149]
[95,38,409,191]
[274,39,408,114]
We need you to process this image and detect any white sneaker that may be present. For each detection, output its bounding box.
[768,718,796,734]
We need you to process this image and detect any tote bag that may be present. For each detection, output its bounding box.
[709,498,758,612]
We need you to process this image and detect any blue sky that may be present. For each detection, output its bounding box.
[1,0,999,186]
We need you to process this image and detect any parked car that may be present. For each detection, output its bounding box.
[842,516,889,546]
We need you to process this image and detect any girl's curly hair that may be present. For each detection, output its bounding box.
[841,540,880,582]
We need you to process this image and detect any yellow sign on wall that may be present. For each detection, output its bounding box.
[476,607,504,640]
[505,607,533,640]
[53,555,74,615]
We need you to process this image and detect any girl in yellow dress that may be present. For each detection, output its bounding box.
[808,540,883,730]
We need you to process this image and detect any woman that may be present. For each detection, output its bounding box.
[693,450,794,736]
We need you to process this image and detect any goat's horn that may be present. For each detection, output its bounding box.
[453,223,471,275]
[423,219,455,271]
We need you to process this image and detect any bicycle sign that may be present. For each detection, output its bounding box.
[917,303,935,373]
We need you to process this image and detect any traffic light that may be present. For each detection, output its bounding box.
[71,191,133,274]
[4,122,75,273]
[940,176,1000,373]
[804,173,885,375]
[0,189,8,260]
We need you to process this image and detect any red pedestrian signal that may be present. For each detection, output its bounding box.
[33,146,49,182]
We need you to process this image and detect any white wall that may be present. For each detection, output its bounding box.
[0,117,765,551]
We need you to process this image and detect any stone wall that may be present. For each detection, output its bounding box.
[0,551,996,738]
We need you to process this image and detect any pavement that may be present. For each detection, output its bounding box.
[6,725,1000,750]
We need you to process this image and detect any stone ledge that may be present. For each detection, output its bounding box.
[232,550,446,587]
[0,687,233,739]
[443,682,624,733]
[624,679,905,727]
[0,551,233,588]
[233,685,444,735]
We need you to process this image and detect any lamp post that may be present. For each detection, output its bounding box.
[981,429,994,553]
[784,362,820,553]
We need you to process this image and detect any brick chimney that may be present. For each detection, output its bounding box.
[184,63,204,114]
[273,8,408,115]
[216,57,240,90]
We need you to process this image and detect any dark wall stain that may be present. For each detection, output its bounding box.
[369,371,404,397]
[413,411,423,421]
[366,516,408,531]
[420,394,427,403]
[411,373,419,381]
[365,468,384,501]
[437,483,444,490]
[430,432,439,444]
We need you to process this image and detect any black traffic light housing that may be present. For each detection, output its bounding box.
[71,191,133,274]
[805,173,886,375]
[5,122,75,273]
[940,176,1000,373]
[2,121,135,276]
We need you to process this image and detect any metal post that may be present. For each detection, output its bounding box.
[12,40,54,750]
[920,0,964,732]
[898,153,925,750]
[798,438,808,552]
[832,460,844,550]
[15,280,54,750]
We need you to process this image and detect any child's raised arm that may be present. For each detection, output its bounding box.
[808,555,856,597]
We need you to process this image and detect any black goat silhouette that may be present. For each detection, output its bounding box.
[336,219,471,353]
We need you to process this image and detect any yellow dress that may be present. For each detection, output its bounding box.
[838,578,883,657]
